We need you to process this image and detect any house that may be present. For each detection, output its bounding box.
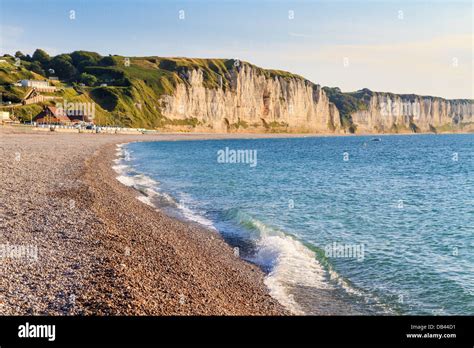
[20,80,56,92]
[33,106,70,124]
[33,106,93,125]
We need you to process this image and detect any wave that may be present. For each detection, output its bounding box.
[113,143,215,229]
[224,208,394,314]
[112,143,390,315]
[175,192,217,230]
[113,144,177,209]
[224,209,331,314]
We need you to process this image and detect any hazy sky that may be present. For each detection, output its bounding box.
[0,0,472,98]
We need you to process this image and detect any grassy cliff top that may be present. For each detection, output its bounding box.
[323,86,473,129]
[2,50,470,129]
[1,51,309,127]
[1,51,312,128]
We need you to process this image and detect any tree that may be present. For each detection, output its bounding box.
[15,51,25,58]
[77,58,99,73]
[70,51,101,66]
[99,56,116,66]
[70,51,101,72]
[79,72,98,86]
[54,54,73,64]
[49,56,77,80]
[29,61,45,76]
[32,49,51,65]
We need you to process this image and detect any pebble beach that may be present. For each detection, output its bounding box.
[0,127,288,315]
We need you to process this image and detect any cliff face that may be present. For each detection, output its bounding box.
[351,93,474,132]
[5,51,472,132]
[158,64,473,133]
[159,64,341,132]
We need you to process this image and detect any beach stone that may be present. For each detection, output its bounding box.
[0,128,287,315]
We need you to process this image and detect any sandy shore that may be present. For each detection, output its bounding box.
[0,127,290,315]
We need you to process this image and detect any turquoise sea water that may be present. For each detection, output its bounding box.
[114,134,474,315]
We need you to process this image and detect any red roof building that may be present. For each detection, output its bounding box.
[33,106,93,124]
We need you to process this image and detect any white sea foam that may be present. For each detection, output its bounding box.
[111,144,345,315]
[116,174,137,187]
[253,220,392,314]
[234,214,331,315]
[115,143,132,162]
[113,144,162,207]
[176,192,217,230]
[112,164,129,173]
[137,195,155,207]
[113,144,211,229]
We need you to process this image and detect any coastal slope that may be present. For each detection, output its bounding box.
[1,51,473,133]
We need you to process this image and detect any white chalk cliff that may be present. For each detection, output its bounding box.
[351,93,473,132]
[160,64,341,132]
[158,63,473,133]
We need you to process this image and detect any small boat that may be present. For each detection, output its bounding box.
[371,138,382,142]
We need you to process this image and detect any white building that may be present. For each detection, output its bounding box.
[20,80,48,88]
[19,80,56,92]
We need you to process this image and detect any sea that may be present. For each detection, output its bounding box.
[113,134,474,315]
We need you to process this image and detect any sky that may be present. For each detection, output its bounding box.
[0,0,472,99]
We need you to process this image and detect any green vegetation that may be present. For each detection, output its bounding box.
[159,57,232,89]
[49,54,76,79]
[230,119,249,130]
[79,73,98,86]
[433,123,458,133]
[0,58,35,84]
[11,104,43,123]
[3,49,468,131]
[0,58,38,103]
[90,87,120,111]
[0,48,334,129]
[409,122,420,133]
[263,120,289,133]
[323,87,368,132]
[32,49,51,65]
[163,117,201,127]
